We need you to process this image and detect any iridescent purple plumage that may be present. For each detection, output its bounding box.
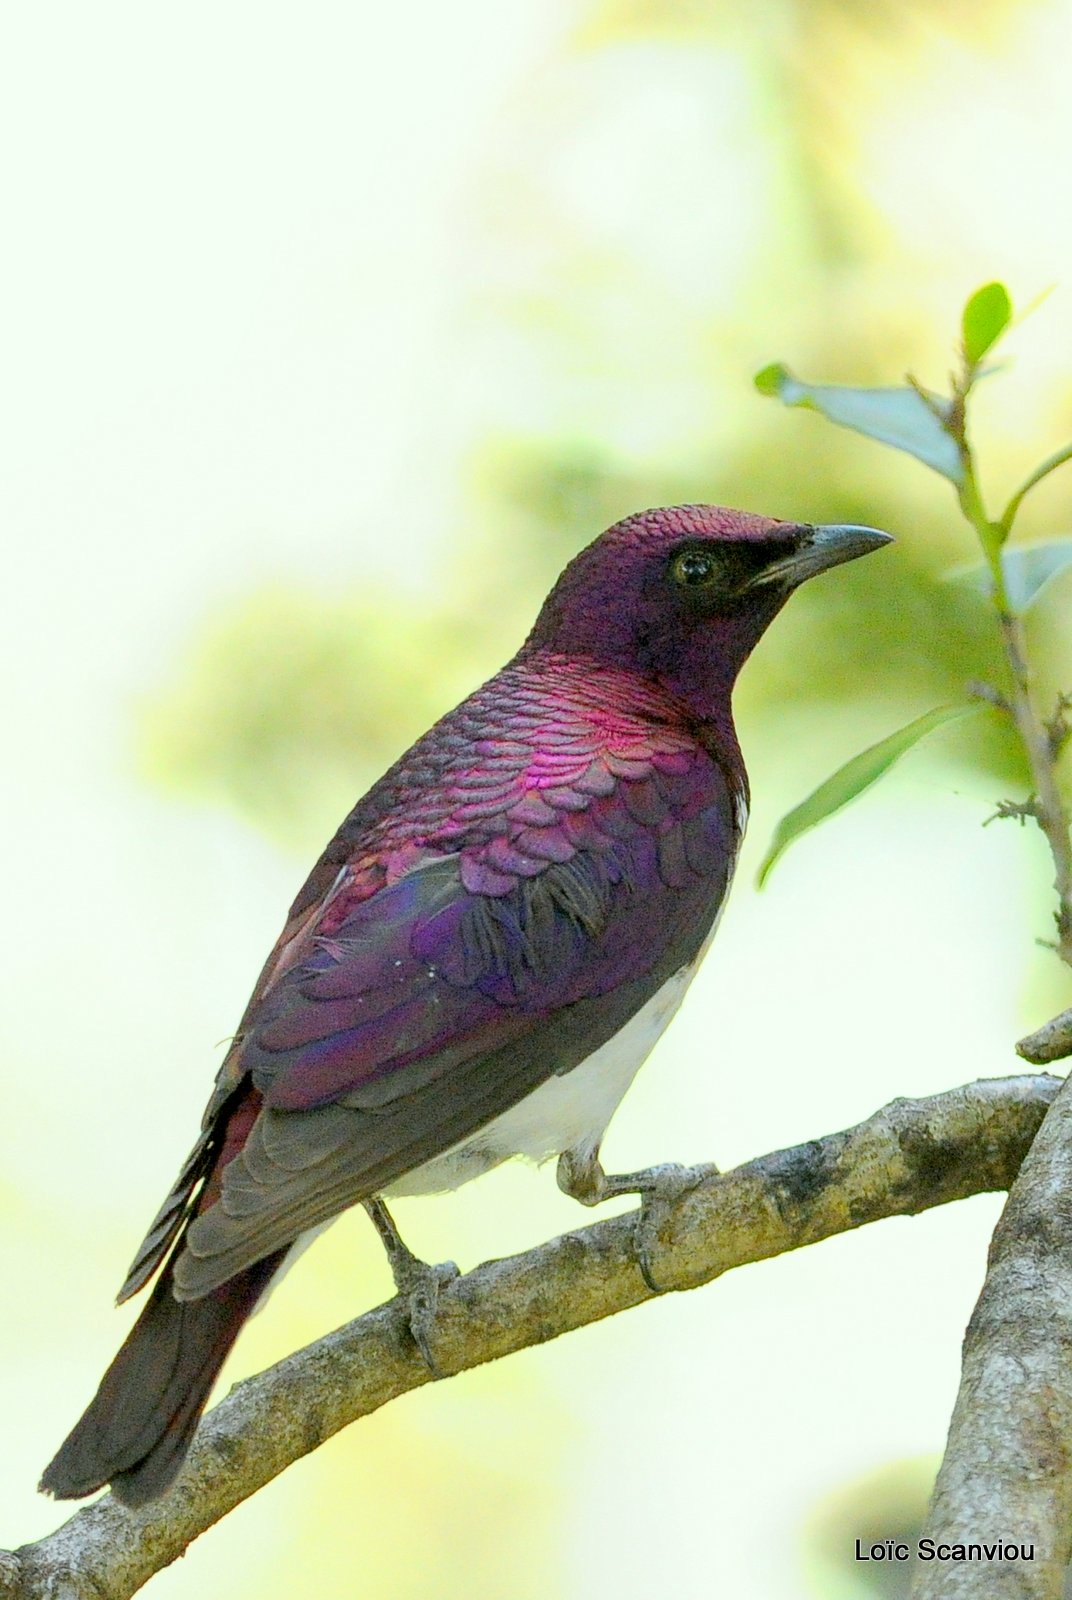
[41,503,890,1507]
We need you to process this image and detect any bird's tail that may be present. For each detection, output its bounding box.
[40,1247,285,1507]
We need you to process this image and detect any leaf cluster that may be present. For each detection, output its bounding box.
[755,284,1072,890]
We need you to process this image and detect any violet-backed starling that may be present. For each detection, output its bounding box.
[41,503,890,1506]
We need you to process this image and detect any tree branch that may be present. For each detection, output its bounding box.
[942,371,1072,968]
[3,1074,1058,1600]
[992,607,1072,965]
[915,1074,1072,1599]
[1017,1005,1072,1067]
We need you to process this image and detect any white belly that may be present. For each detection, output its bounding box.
[254,882,735,1302]
[386,782,745,1195]
[248,776,745,1303]
[387,949,708,1197]
[253,984,687,1306]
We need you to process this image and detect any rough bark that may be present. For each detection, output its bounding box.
[1017,1007,1072,1067]
[1,1073,1058,1600]
[914,1075,1072,1599]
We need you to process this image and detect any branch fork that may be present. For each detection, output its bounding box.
[1,1076,1058,1600]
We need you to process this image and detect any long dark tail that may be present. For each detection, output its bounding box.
[40,1247,285,1507]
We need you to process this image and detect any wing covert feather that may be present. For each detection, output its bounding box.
[151,672,746,1302]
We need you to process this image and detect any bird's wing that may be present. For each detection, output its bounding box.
[139,743,739,1301]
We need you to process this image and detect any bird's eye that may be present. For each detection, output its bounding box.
[670,549,718,587]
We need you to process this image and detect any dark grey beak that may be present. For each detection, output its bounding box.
[753,523,893,589]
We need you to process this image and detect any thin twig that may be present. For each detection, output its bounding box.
[992,606,1072,962]
[947,399,1072,965]
[984,798,1042,828]
[1,1075,1057,1600]
[1045,693,1072,763]
[966,679,1012,716]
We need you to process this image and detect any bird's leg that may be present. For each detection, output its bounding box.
[363,1198,459,1377]
[557,1145,716,1293]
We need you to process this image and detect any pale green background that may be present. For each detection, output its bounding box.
[4,2,1072,1595]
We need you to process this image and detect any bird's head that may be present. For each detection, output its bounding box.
[525,504,891,711]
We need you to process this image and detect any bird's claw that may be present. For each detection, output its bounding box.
[631,1164,703,1293]
[363,1196,458,1376]
[557,1151,713,1292]
[391,1254,460,1378]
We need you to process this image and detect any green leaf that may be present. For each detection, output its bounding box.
[943,539,1072,614]
[754,362,788,397]
[998,443,1072,538]
[962,282,1013,364]
[754,363,963,483]
[1004,540,1072,612]
[756,705,980,888]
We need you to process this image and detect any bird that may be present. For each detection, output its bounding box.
[40,503,890,1507]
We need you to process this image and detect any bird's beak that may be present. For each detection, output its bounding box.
[752,523,893,589]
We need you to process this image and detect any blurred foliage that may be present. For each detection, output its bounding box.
[753,279,1072,878]
[801,1456,935,1599]
[131,1,1064,869]
[139,421,1030,852]
[140,586,509,847]
[580,0,1020,49]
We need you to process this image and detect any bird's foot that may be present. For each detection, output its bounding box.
[364,1198,459,1376]
[557,1149,715,1293]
